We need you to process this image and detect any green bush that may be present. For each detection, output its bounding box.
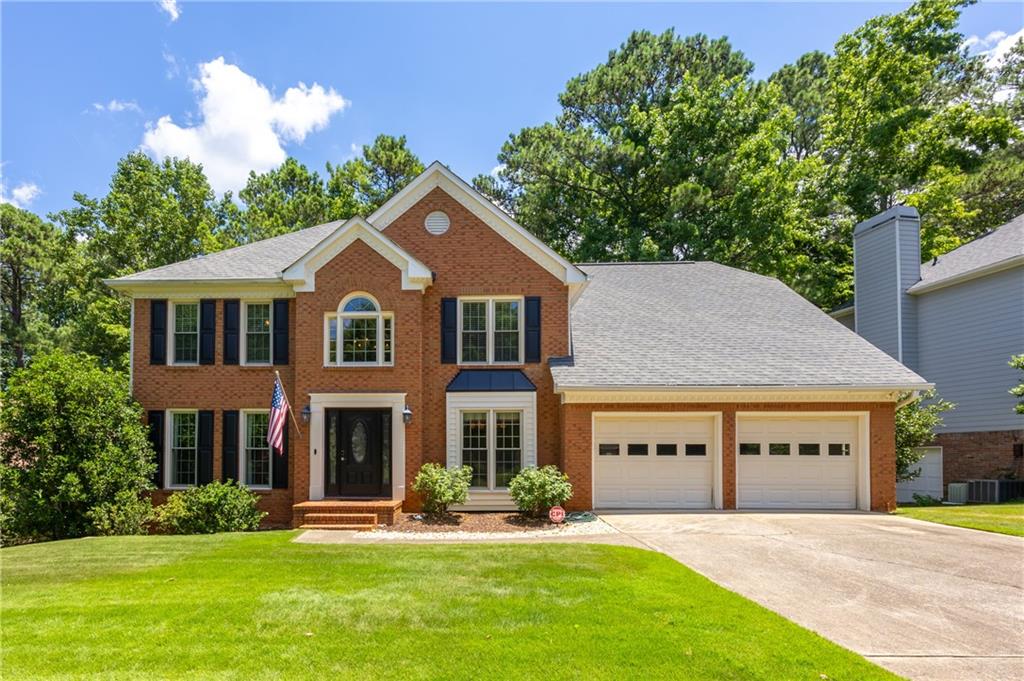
[88,490,154,536]
[911,493,943,507]
[0,351,155,543]
[508,466,573,517]
[411,463,472,516]
[155,481,266,534]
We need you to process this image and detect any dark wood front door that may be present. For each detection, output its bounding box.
[324,409,390,498]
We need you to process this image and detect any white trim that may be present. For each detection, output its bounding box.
[106,279,295,299]
[590,412,723,510]
[368,162,587,285]
[165,409,199,490]
[280,217,432,293]
[445,391,537,480]
[895,218,904,363]
[241,301,273,366]
[828,307,854,320]
[557,386,931,404]
[168,301,200,366]
[734,411,871,511]
[908,254,1024,295]
[456,296,525,366]
[128,302,135,393]
[307,393,407,502]
[239,409,272,490]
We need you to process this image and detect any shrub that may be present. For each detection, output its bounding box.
[88,490,154,536]
[411,463,472,516]
[156,481,266,534]
[0,351,155,543]
[508,466,573,517]
[911,493,943,507]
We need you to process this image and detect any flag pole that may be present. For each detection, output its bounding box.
[274,370,303,436]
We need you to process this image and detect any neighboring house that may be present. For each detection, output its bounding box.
[107,162,928,528]
[832,207,1024,496]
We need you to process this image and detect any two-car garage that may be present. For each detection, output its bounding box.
[592,412,865,511]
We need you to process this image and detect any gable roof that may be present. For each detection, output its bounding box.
[369,161,587,286]
[908,213,1024,294]
[550,262,929,391]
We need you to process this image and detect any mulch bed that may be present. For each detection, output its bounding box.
[389,512,556,533]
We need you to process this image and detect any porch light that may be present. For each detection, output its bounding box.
[402,405,413,424]
[301,404,311,423]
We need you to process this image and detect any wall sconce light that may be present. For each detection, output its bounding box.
[402,405,413,424]
[301,404,312,423]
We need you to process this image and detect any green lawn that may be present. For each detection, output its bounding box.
[2,532,898,680]
[896,501,1024,537]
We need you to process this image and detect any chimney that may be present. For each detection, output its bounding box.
[852,206,921,370]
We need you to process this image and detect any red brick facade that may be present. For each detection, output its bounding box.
[934,430,1024,486]
[131,184,901,525]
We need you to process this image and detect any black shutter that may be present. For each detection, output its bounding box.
[525,296,542,363]
[150,300,167,365]
[222,410,239,482]
[199,299,216,365]
[147,411,164,488]
[223,300,240,365]
[441,298,457,364]
[272,299,289,365]
[272,421,289,489]
[197,410,214,485]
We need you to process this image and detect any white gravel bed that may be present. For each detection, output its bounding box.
[356,517,618,541]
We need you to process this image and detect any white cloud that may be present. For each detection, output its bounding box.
[162,50,182,79]
[0,181,42,209]
[92,99,141,113]
[158,0,180,22]
[141,57,348,193]
[965,27,1024,68]
[490,164,506,178]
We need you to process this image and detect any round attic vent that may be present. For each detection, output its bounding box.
[424,210,450,235]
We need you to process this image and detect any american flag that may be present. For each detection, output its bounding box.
[267,377,289,455]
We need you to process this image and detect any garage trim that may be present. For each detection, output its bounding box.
[735,411,871,511]
[591,411,724,510]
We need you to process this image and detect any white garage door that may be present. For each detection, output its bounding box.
[594,415,715,509]
[897,447,943,503]
[737,416,858,509]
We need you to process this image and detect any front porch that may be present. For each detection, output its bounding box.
[292,499,403,530]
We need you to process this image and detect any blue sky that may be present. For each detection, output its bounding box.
[3,1,1021,219]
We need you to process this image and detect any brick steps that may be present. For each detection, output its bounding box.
[292,499,402,529]
[299,523,375,532]
[302,513,378,524]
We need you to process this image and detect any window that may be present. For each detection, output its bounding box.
[829,443,852,457]
[656,444,678,456]
[460,409,522,489]
[685,443,707,457]
[739,443,761,456]
[458,298,523,364]
[627,443,648,456]
[244,412,271,488]
[172,303,199,364]
[769,443,791,456]
[799,443,821,456]
[170,411,197,487]
[324,294,394,366]
[598,443,620,456]
[244,303,271,364]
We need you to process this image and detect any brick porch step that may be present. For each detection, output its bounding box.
[302,513,378,525]
[299,524,376,531]
[292,499,403,528]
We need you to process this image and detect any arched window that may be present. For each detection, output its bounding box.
[325,293,394,366]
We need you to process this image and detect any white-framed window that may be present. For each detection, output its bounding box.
[243,302,272,365]
[323,293,394,367]
[168,410,198,488]
[242,410,271,489]
[459,409,523,490]
[171,302,199,365]
[457,297,523,365]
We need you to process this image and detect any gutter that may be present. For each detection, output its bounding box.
[908,254,1024,295]
[552,382,935,394]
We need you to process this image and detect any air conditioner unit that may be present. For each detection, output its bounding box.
[946,483,968,505]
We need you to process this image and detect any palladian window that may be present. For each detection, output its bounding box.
[324,293,394,366]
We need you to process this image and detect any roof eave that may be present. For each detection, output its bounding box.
[908,253,1024,295]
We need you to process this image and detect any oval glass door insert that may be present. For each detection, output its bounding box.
[351,419,367,464]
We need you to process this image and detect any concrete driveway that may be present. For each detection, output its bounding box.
[601,512,1024,681]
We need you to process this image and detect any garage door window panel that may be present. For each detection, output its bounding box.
[628,443,649,456]
[656,444,677,456]
[829,443,851,456]
[740,443,761,456]
[769,443,791,456]
[598,444,620,456]
[685,444,707,456]
[799,444,821,456]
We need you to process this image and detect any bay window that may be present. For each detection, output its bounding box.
[459,409,523,489]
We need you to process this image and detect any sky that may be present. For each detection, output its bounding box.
[2,1,1022,219]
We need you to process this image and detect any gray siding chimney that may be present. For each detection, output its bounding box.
[853,206,921,370]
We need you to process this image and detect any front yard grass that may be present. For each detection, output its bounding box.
[2,532,898,680]
[896,501,1024,537]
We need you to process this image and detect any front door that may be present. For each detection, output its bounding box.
[324,409,390,497]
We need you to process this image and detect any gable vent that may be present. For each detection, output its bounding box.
[424,211,450,235]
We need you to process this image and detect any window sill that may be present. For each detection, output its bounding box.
[321,364,396,369]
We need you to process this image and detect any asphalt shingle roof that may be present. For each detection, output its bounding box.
[551,262,929,389]
[112,221,342,281]
[908,214,1024,292]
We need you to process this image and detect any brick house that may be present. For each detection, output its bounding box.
[107,162,930,528]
